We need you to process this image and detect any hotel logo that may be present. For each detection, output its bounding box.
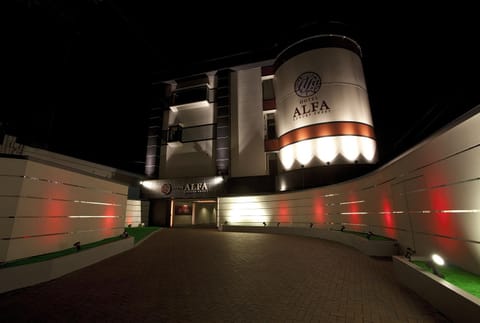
[294,72,321,97]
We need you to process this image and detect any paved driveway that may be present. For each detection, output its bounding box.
[0,228,449,322]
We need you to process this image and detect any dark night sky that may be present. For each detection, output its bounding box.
[3,1,480,174]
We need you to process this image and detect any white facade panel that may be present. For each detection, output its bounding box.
[165,142,216,177]
[0,158,128,262]
[230,68,267,177]
[274,45,376,169]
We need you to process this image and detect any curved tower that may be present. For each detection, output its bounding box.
[273,34,376,170]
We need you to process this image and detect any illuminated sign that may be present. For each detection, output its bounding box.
[161,183,172,195]
[183,182,208,193]
[292,72,331,120]
[160,182,208,195]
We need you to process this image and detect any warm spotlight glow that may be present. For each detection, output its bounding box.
[340,136,360,161]
[295,140,314,165]
[170,100,210,112]
[316,137,338,163]
[140,180,157,190]
[432,254,445,266]
[360,137,376,161]
[212,176,224,184]
[279,145,295,170]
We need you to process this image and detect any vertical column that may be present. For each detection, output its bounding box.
[215,70,232,175]
[145,83,170,177]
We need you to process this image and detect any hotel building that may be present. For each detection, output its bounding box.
[141,25,480,277]
[142,25,379,227]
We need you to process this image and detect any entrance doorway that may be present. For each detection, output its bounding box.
[171,199,217,227]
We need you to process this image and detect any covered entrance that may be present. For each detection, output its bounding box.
[171,199,217,227]
[141,176,224,228]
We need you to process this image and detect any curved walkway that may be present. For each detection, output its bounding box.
[0,228,449,322]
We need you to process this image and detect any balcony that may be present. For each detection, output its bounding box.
[170,85,214,112]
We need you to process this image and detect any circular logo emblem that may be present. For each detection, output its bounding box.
[160,183,172,195]
[294,72,322,97]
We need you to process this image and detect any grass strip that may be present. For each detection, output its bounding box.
[412,260,480,298]
[1,226,161,269]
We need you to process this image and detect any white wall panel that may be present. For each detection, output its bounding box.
[231,68,267,177]
[0,176,23,196]
[1,159,128,262]
[219,108,480,274]
[165,142,215,177]
[0,197,18,216]
[125,200,143,227]
[0,158,27,176]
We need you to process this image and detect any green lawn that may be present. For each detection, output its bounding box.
[0,226,161,269]
[125,226,161,243]
[413,260,480,299]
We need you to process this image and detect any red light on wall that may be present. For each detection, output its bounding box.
[278,200,290,223]
[430,187,456,236]
[313,194,324,223]
[382,196,394,227]
[102,205,117,229]
[348,195,360,224]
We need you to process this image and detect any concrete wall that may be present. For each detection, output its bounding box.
[0,158,128,262]
[219,107,480,275]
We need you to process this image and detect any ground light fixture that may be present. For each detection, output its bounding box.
[404,247,415,261]
[428,253,445,278]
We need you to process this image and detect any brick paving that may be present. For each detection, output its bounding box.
[0,228,450,322]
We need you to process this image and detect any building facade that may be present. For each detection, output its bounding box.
[142,29,378,227]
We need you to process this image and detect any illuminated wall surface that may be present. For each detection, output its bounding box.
[0,158,128,262]
[274,36,376,170]
[125,200,149,228]
[219,108,480,275]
